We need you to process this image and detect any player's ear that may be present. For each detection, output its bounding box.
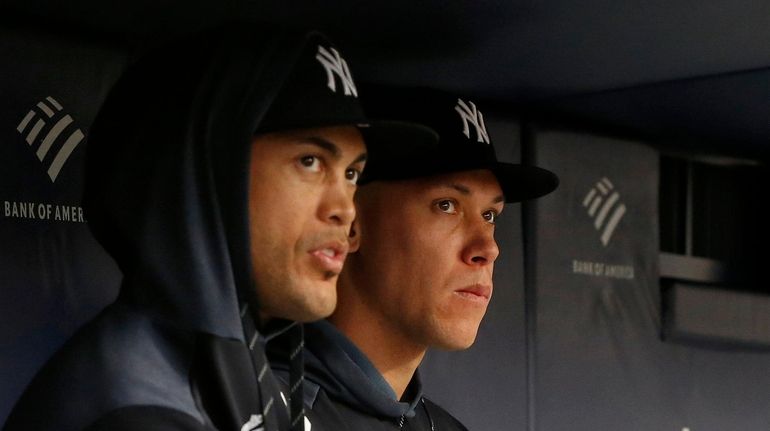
[347,218,360,253]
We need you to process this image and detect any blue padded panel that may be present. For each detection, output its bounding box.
[528,126,770,431]
[0,26,126,424]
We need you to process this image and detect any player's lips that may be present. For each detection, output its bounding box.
[454,283,492,302]
[309,241,348,273]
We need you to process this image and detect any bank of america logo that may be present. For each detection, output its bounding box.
[316,45,358,97]
[455,98,490,144]
[582,177,626,246]
[16,96,84,182]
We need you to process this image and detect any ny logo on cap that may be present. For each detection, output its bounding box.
[454,98,490,145]
[316,45,358,97]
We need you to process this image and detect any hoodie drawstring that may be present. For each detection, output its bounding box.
[288,323,306,431]
[399,398,435,430]
[241,303,291,431]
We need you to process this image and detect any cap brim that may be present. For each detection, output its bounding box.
[492,163,559,203]
[358,120,439,170]
[358,147,558,202]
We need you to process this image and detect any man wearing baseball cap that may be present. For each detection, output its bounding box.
[4,27,435,431]
[269,86,558,430]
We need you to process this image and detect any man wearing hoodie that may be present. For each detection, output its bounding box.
[269,87,558,430]
[3,27,435,431]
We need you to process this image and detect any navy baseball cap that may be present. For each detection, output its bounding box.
[358,86,559,202]
[256,34,438,156]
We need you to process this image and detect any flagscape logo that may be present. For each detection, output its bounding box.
[572,177,634,280]
[16,96,84,182]
[582,177,626,247]
[5,96,87,223]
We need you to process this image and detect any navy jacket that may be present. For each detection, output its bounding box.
[269,321,469,431]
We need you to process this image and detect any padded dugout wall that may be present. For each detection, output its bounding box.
[527,127,770,431]
[527,128,676,430]
[0,26,125,424]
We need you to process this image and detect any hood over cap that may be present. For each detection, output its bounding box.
[84,23,345,341]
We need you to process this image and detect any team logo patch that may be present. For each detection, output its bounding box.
[315,45,358,97]
[16,96,83,182]
[454,98,490,145]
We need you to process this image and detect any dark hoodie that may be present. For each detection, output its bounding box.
[268,321,469,431]
[3,24,322,431]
